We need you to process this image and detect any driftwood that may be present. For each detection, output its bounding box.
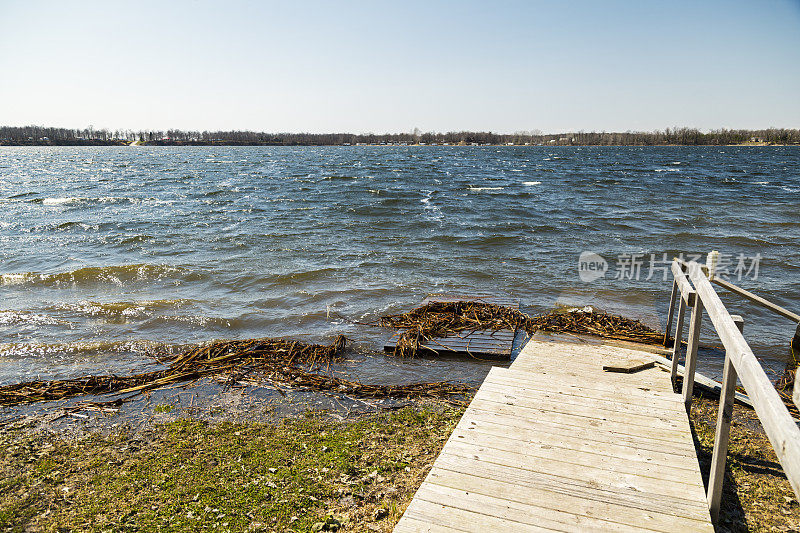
[381,301,663,358]
[0,334,472,407]
[0,302,689,408]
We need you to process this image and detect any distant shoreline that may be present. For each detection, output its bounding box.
[4,126,799,147]
[0,140,797,147]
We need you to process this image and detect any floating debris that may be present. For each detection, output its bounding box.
[0,302,665,408]
[380,301,663,358]
[0,335,472,407]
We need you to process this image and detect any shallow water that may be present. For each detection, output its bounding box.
[0,145,798,385]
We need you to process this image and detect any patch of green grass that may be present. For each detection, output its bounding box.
[0,404,463,532]
[690,396,800,532]
[153,403,174,414]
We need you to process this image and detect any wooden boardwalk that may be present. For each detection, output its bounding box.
[394,337,714,532]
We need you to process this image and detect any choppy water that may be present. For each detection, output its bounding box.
[0,146,798,385]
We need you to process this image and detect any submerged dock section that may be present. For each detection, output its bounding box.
[394,338,714,532]
[384,294,521,358]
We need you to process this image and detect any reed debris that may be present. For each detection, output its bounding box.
[380,301,663,357]
[0,335,471,407]
[0,301,665,408]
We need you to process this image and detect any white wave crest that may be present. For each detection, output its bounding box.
[468,186,504,192]
[43,197,81,205]
[0,311,69,326]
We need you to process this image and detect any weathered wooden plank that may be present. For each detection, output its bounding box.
[512,355,660,373]
[532,332,673,357]
[444,435,703,487]
[664,279,678,347]
[385,331,514,355]
[392,515,465,533]
[393,337,713,532]
[423,468,714,532]
[477,381,685,417]
[403,498,560,532]
[487,367,683,404]
[513,352,662,374]
[603,360,655,373]
[528,328,754,406]
[450,423,702,471]
[707,315,744,523]
[437,442,706,502]
[671,296,688,382]
[462,406,698,455]
[467,401,694,452]
[482,369,685,410]
[671,259,697,307]
[517,338,659,358]
[432,455,711,520]
[710,276,800,323]
[473,389,686,431]
[414,483,650,533]
[506,363,673,392]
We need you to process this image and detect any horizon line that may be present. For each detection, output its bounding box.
[3,125,800,136]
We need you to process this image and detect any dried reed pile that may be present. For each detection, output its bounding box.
[380,301,528,358]
[776,348,799,417]
[525,309,664,344]
[380,300,663,357]
[0,335,472,407]
[0,301,666,407]
[0,337,344,406]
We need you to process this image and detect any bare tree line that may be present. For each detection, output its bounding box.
[1,125,798,146]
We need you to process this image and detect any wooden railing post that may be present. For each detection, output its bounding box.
[708,315,744,523]
[682,294,704,412]
[664,279,679,347]
[793,323,800,410]
[671,296,687,384]
[686,262,800,500]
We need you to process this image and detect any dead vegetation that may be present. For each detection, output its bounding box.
[381,301,663,357]
[691,395,800,531]
[0,301,739,410]
[0,335,472,408]
[776,346,799,411]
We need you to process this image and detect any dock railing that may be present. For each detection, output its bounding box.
[665,259,800,523]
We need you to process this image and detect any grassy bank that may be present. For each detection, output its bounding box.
[690,395,800,531]
[3,394,799,532]
[0,404,463,532]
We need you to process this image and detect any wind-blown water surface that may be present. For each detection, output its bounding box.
[0,146,797,384]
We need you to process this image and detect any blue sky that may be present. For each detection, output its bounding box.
[1,0,798,133]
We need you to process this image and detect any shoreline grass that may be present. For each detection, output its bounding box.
[690,395,800,531]
[3,393,799,532]
[1,404,462,532]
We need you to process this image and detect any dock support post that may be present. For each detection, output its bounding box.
[708,315,744,524]
[664,280,678,347]
[671,295,687,385]
[794,323,800,410]
[682,295,704,412]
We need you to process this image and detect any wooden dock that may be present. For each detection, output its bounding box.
[394,337,714,532]
[384,294,521,358]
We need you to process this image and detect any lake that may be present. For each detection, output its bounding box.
[1,145,798,385]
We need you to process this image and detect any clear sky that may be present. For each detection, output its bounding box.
[1,0,799,133]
